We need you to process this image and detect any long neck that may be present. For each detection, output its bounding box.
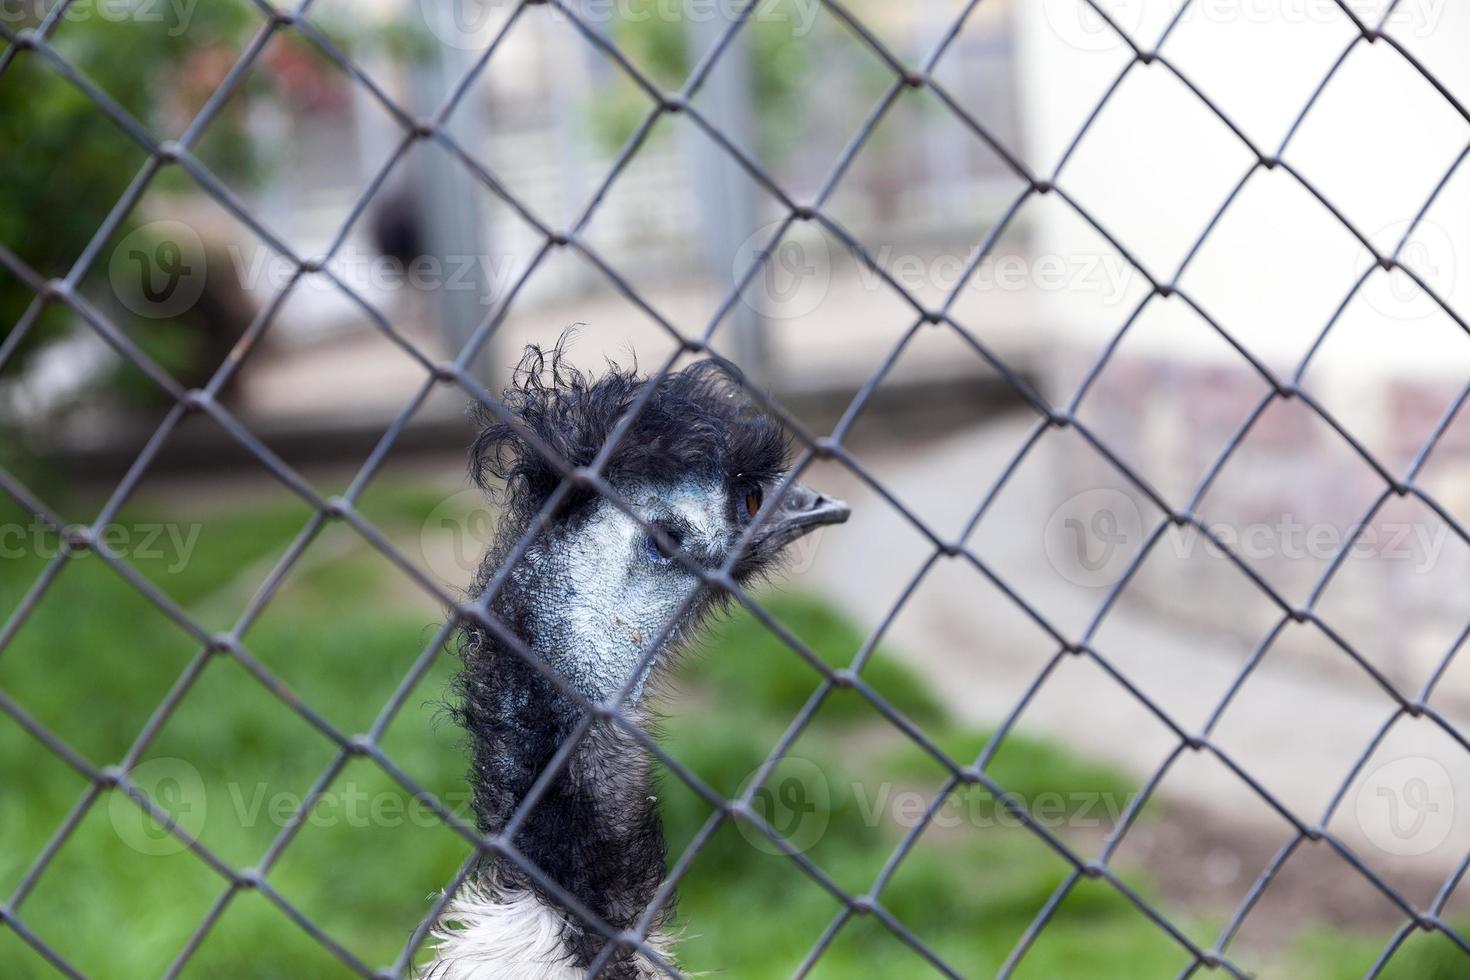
[457,608,671,971]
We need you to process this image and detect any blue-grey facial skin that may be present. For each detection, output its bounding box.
[456,474,847,971]
[511,477,732,708]
[449,347,859,974]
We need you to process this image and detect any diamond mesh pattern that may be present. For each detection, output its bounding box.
[3,0,1470,976]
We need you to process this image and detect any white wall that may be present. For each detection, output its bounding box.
[1010,0,1470,408]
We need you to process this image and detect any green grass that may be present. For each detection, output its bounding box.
[0,487,1462,977]
[1288,927,1470,980]
[0,487,472,978]
[658,595,1190,978]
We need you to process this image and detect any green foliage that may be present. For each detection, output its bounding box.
[0,9,426,405]
[0,485,466,978]
[684,591,945,728]
[0,6,262,375]
[1288,926,1470,980]
[588,0,815,161]
[658,594,1183,977]
[876,725,1138,830]
[0,491,1457,977]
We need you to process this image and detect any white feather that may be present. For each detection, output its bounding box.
[420,872,674,979]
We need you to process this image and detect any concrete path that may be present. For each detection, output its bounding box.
[801,417,1470,881]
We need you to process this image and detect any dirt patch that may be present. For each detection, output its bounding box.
[1120,801,1449,950]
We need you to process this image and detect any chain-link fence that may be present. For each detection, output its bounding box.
[4,0,1470,976]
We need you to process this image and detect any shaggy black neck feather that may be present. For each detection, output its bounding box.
[456,595,670,977]
[451,343,795,976]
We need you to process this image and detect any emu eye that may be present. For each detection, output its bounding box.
[744,487,763,519]
[645,526,681,561]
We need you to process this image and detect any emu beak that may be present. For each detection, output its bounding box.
[763,481,850,551]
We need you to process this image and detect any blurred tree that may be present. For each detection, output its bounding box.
[0,9,416,411]
[588,0,813,162]
[0,7,267,394]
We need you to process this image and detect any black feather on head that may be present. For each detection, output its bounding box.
[469,335,790,523]
[452,337,798,973]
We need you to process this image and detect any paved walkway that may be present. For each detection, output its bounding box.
[802,417,1470,879]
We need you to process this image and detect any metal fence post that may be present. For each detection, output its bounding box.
[414,7,495,386]
[683,2,769,388]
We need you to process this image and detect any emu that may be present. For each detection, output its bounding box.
[424,343,848,979]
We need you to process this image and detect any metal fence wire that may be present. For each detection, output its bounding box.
[2,0,1470,976]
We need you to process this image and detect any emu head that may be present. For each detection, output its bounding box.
[468,344,849,708]
[437,344,849,977]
